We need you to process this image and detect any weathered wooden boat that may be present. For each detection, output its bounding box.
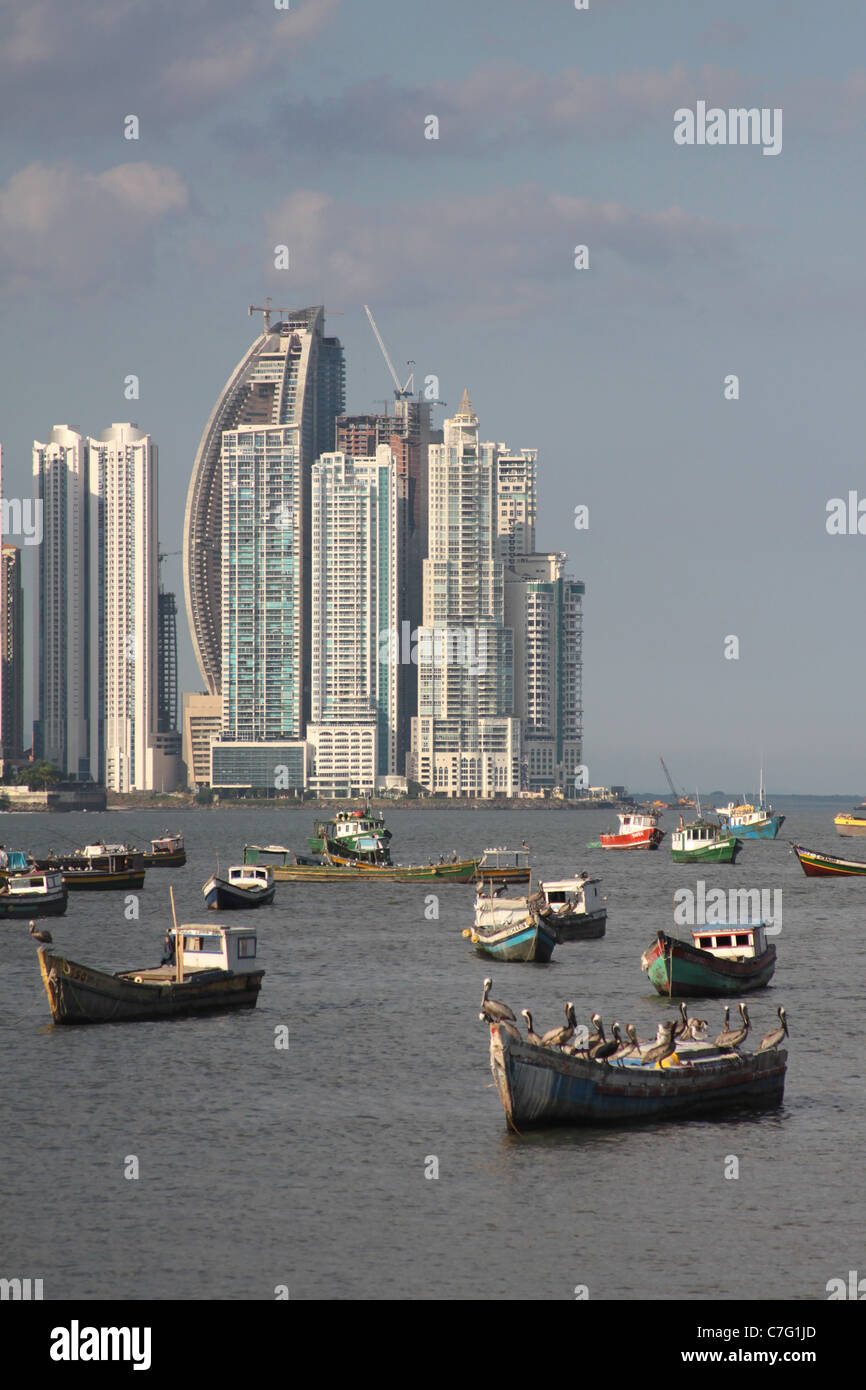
[670,819,740,863]
[141,832,186,867]
[309,807,391,864]
[487,1019,787,1128]
[37,922,264,1025]
[242,844,481,882]
[600,810,664,851]
[476,847,531,884]
[474,873,606,942]
[203,864,275,909]
[0,870,67,918]
[791,842,866,877]
[641,925,776,997]
[834,807,866,837]
[463,909,557,963]
[33,843,146,890]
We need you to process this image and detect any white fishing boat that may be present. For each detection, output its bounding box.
[474,873,606,941]
[203,864,275,910]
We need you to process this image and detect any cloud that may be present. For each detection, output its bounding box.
[0,161,188,297]
[259,184,744,315]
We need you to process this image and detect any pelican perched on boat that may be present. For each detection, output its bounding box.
[641,1019,678,1066]
[29,921,53,946]
[521,1009,543,1046]
[686,1016,709,1042]
[591,1021,623,1062]
[624,1022,643,1055]
[479,978,517,1024]
[714,1004,733,1047]
[718,1002,750,1049]
[674,1002,690,1038]
[758,1005,788,1051]
[541,1001,576,1049]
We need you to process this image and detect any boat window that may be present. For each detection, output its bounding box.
[714,935,733,948]
[697,936,714,949]
[237,936,257,959]
[735,934,750,946]
[183,935,222,953]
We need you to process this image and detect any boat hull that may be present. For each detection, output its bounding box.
[671,837,741,863]
[488,1024,786,1128]
[642,931,776,997]
[270,857,481,882]
[725,815,785,840]
[0,889,68,918]
[471,919,556,963]
[792,843,866,876]
[203,877,276,909]
[37,948,263,1025]
[550,909,607,942]
[834,815,866,837]
[599,830,664,850]
[141,851,186,868]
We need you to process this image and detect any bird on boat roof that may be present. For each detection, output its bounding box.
[758,1005,788,1052]
[521,1009,544,1046]
[717,1002,751,1049]
[591,1021,623,1062]
[541,1001,576,1049]
[641,1019,678,1067]
[29,920,53,945]
[479,978,517,1024]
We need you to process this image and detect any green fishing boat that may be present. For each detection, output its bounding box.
[670,819,741,863]
[309,807,392,863]
[243,844,480,882]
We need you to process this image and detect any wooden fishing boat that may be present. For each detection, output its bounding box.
[473,873,606,942]
[476,847,532,884]
[33,843,146,890]
[600,811,664,851]
[242,844,481,882]
[36,922,264,1025]
[716,769,784,840]
[203,864,276,909]
[791,842,866,876]
[641,925,776,997]
[309,808,391,864]
[833,808,866,837]
[487,1019,787,1128]
[670,819,740,863]
[141,832,186,867]
[0,870,67,918]
[463,909,557,963]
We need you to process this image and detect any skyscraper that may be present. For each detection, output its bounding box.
[184,305,345,699]
[1,544,24,763]
[307,446,401,795]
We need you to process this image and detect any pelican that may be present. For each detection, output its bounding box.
[498,1016,523,1041]
[718,1002,751,1049]
[686,1017,709,1042]
[641,1019,677,1066]
[674,1002,690,1039]
[541,1001,576,1048]
[591,1021,622,1062]
[758,1005,788,1051]
[479,978,517,1024]
[714,1005,733,1047]
[521,1009,543,1046]
[29,921,53,946]
[624,1022,643,1055]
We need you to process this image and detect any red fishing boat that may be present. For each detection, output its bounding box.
[600,810,664,851]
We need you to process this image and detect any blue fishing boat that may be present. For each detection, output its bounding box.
[716,770,784,840]
[463,911,556,963]
[487,1021,787,1128]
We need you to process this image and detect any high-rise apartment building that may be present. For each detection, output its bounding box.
[1,544,24,762]
[307,447,401,795]
[496,449,537,564]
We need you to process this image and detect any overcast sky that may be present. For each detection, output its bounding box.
[1,0,864,793]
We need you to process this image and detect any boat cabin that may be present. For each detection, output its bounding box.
[479,847,531,872]
[618,812,658,832]
[542,874,602,913]
[150,832,184,854]
[2,871,64,896]
[244,844,302,868]
[169,925,260,974]
[691,922,769,959]
[674,821,724,847]
[227,865,274,888]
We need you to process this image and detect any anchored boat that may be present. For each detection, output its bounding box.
[36,917,264,1025]
[242,844,481,882]
[641,925,776,997]
[833,806,866,837]
[670,818,740,863]
[34,843,146,890]
[464,908,557,963]
[600,811,664,851]
[487,1018,787,1128]
[0,870,67,919]
[791,842,866,876]
[142,832,186,867]
[203,864,276,909]
[473,874,606,942]
[309,807,392,864]
[476,847,532,884]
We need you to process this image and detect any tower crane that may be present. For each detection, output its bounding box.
[659,757,691,807]
[364,305,415,399]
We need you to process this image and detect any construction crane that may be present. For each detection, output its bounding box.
[364,305,414,399]
[659,757,691,807]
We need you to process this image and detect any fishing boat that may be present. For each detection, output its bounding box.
[599,811,664,851]
[670,818,740,863]
[473,873,606,942]
[716,772,784,839]
[486,1016,787,1128]
[641,925,776,997]
[0,849,35,879]
[0,870,67,919]
[36,919,264,1025]
[33,843,146,890]
[309,807,392,863]
[476,847,532,884]
[463,907,557,963]
[141,832,186,867]
[833,806,866,837]
[791,842,866,877]
[203,864,276,909]
[242,844,481,883]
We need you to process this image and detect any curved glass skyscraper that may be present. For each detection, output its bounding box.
[183,306,345,697]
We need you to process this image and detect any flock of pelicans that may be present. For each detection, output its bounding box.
[480,979,789,1065]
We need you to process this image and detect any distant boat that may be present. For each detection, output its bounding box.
[464,908,557,963]
[834,807,866,837]
[476,847,532,884]
[0,870,67,919]
[36,919,264,1025]
[142,832,186,867]
[309,807,392,864]
[600,811,664,851]
[242,844,481,882]
[203,864,275,910]
[716,769,784,839]
[473,874,606,942]
[791,842,866,876]
[641,924,776,997]
[33,843,146,890]
[486,1019,787,1128]
[670,818,740,863]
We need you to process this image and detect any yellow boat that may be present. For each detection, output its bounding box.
[834,809,866,837]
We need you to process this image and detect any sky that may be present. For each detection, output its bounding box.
[1,0,865,794]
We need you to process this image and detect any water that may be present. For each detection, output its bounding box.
[1,799,862,1300]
